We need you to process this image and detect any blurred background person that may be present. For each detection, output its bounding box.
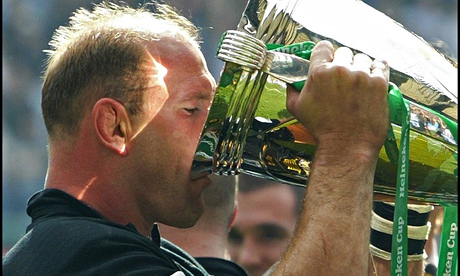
[227,174,305,276]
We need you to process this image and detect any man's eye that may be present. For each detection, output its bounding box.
[184,108,199,115]
[228,229,243,244]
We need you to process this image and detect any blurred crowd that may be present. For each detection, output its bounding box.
[2,0,457,254]
[410,106,456,144]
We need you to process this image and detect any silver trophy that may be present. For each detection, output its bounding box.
[192,0,458,205]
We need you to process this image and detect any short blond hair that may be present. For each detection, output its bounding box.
[42,1,201,141]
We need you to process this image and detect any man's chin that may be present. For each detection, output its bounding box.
[182,196,206,228]
[177,209,204,228]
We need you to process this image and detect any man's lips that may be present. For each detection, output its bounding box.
[190,170,211,181]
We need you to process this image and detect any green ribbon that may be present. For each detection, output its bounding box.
[437,206,458,276]
[389,83,410,276]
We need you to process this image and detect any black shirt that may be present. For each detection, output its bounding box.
[195,257,249,276]
[2,189,246,276]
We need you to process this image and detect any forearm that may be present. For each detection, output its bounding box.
[271,151,377,275]
[273,40,390,275]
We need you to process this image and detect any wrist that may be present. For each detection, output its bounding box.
[313,144,380,172]
[314,135,383,166]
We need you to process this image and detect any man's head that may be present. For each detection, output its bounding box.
[42,1,216,235]
[228,174,305,276]
[42,1,201,142]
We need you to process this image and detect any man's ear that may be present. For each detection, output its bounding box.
[93,98,131,156]
[228,206,238,231]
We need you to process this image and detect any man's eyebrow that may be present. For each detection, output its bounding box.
[255,223,288,233]
[181,88,215,102]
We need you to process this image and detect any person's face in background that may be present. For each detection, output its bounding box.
[228,184,298,276]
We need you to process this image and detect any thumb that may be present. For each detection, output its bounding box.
[286,84,300,118]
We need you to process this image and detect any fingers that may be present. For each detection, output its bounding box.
[371,59,390,82]
[332,46,390,82]
[309,42,386,75]
[331,46,353,66]
[333,47,375,73]
[304,41,390,89]
[352,53,373,73]
[286,84,300,117]
[309,40,334,70]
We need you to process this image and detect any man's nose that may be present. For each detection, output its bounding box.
[238,237,263,267]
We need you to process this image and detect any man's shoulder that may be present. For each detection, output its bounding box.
[25,188,155,249]
[160,238,210,276]
[160,239,249,276]
[3,217,179,275]
[195,257,249,276]
[35,215,142,240]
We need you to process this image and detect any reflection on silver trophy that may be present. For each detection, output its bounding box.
[192,0,458,205]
